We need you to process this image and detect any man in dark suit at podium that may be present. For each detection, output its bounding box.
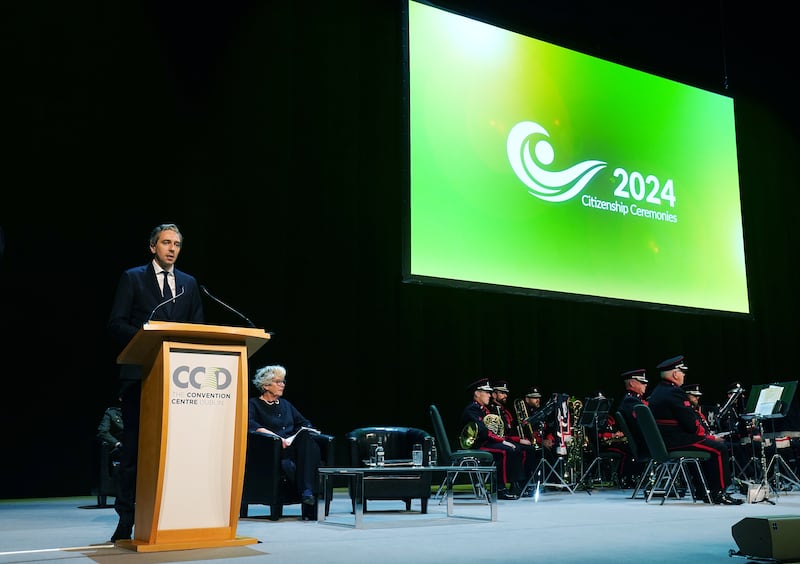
[107,223,204,542]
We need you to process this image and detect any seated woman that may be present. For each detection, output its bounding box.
[248,364,322,506]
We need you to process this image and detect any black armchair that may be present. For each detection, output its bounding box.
[240,431,336,520]
[345,426,433,513]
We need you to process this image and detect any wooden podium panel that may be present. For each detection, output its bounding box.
[116,322,270,552]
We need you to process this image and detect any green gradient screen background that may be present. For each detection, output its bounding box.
[407,1,749,314]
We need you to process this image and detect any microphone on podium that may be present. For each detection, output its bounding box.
[145,285,185,324]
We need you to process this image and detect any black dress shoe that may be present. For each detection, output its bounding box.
[301,503,318,520]
[110,524,132,542]
[301,495,316,506]
[713,491,744,505]
[497,489,519,500]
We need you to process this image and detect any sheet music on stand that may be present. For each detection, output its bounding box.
[754,385,784,418]
[743,381,800,499]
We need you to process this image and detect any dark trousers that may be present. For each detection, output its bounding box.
[115,381,141,531]
[481,442,526,486]
[283,431,322,497]
[518,444,540,480]
[672,437,730,492]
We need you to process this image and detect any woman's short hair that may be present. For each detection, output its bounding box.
[252,365,287,390]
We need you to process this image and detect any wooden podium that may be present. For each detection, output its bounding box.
[115,321,270,552]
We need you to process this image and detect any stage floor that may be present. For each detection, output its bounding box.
[2,486,799,563]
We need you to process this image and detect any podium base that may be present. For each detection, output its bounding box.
[115,536,258,553]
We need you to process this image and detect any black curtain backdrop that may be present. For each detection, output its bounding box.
[2,0,798,498]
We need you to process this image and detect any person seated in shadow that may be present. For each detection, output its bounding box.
[615,369,650,487]
[248,364,322,509]
[760,382,800,478]
[96,401,124,473]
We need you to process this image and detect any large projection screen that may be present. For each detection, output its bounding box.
[403,1,750,316]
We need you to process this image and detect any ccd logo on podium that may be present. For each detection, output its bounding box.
[172,365,233,390]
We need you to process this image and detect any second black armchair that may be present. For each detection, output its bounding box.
[346,426,433,513]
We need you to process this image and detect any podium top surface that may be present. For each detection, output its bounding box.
[117,321,270,365]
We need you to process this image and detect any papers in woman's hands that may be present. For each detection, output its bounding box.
[285,426,321,446]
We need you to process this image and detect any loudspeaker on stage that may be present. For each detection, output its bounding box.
[731,515,800,561]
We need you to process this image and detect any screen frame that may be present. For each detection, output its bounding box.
[400,0,752,319]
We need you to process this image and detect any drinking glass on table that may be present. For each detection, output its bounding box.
[412,443,423,466]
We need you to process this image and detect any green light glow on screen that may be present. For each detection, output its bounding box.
[407,1,749,314]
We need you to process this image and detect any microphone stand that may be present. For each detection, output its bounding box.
[200,285,258,328]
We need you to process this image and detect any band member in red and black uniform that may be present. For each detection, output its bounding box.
[589,391,630,484]
[648,355,744,505]
[490,380,538,495]
[617,369,649,455]
[615,369,650,487]
[683,384,716,435]
[523,387,556,448]
[523,386,558,463]
[461,378,525,499]
[684,382,754,481]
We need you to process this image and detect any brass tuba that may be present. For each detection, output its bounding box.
[565,397,586,481]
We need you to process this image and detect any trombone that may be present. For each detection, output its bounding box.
[513,397,536,442]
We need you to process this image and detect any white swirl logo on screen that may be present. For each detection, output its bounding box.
[507,121,606,202]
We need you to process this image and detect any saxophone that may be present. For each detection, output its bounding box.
[601,413,629,447]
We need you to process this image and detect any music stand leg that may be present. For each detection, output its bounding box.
[766,452,800,493]
[576,457,603,495]
[528,455,574,494]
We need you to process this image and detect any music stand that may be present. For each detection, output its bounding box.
[576,396,615,494]
[523,394,575,498]
[745,381,800,501]
[714,386,750,481]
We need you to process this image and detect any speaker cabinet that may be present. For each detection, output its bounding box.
[731,516,800,561]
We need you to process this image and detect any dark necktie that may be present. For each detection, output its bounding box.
[161,271,172,300]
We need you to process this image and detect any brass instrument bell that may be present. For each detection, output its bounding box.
[459,421,479,448]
